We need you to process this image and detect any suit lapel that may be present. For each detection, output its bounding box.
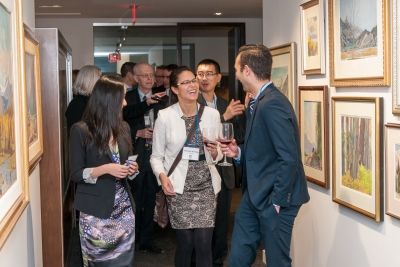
[244,84,271,150]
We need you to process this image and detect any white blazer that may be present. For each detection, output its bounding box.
[150,103,223,195]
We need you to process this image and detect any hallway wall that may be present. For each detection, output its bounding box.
[36,17,262,69]
[0,1,44,266]
[263,0,400,266]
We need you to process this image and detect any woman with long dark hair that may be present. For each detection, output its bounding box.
[69,75,138,267]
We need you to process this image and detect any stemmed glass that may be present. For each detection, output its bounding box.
[202,127,219,165]
[218,123,234,166]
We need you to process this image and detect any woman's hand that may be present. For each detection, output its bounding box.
[127,161,139,176]
[159,173,176,196]
[205,141,218,160]
[106,163,130,179]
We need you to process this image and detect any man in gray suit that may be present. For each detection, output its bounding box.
[220,44,310,267]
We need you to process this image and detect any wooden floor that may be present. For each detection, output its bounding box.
[66,188,266,267]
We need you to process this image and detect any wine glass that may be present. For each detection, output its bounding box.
[218,123,234,166]
[202,127,218,165]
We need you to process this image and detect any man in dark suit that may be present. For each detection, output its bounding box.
[196,59,245,267]
[122,62,166,254]
[220,44,310,267]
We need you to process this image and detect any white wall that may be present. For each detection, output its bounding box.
[264,1,400,266]
[36,17,262,69]
[0,1,43,266]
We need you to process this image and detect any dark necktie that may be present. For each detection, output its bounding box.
[249,98,256,115]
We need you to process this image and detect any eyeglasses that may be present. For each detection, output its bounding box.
[177,78,199,86]
[196,72,218,79]
[136,73,154,79]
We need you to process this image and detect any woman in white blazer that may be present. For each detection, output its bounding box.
[151,66,222,267]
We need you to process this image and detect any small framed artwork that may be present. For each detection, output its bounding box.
[385,123,400,220]
[299,86,329,188]
[270,42,297,109]
[332,97,383,221]
[392,0,400,114]
[300,0,326,75]
[24,26,43,171]
[0,0,29,248]
[328,0,390,87]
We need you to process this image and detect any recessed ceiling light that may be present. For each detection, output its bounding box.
[39,5,63,8]
[214,12,222,16]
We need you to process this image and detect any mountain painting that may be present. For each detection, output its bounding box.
[340,0,377,60]
[271,66,289,98]
[0,5,17,199]
[303,101,322,170]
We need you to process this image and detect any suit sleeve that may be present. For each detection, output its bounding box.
[264,101,299,207]
[69,124,87,184]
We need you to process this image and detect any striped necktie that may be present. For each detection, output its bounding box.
[249,98,256,115]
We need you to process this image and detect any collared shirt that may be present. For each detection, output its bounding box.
[202,93,217,109]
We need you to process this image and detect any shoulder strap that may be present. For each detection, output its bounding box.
[167,105,205,176]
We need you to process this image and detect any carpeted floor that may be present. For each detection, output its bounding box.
[65,188,265,267]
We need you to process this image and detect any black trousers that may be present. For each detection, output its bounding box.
[131,169,158,247]
[212,182,232,266]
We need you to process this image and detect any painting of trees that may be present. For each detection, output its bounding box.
[341,115,372,195]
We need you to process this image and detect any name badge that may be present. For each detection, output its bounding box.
[144,115,151,127]
[182,146,200,161]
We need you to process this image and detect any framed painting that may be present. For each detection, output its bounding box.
[328,0,390,87]
[299,86,329,188]
[300,0,326,75]
[332,97,382,221]
[385,123,400,219]
[393,0,400,114]
[270,42,297,109]
[0,0,29,248]
[24,26,43,171]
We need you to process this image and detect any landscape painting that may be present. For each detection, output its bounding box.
[307,16,318,57]
[0,3,17,200]
[333,97,382,221]
[25,53,37,146]
[340,0,377,60]
[303,101,322,170]
[328,0,390,86]
[270,43,296,108]
[271,65,289,97]
[340,115,372,195]
[299,86,328,187]
[385,124,400,220]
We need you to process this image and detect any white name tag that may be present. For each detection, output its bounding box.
[182,146,200,161]
[144,115,151,127]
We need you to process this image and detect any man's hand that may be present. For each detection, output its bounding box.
[146,92,167,105]
[223,99,245,121]
[136,128,153,139]
[219,138,239,158]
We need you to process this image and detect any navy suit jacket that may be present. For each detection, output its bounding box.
[242,83,310,208]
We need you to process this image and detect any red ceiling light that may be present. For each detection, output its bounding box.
[131,3,137,24]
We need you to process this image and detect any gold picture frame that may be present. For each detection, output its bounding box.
[332,97,382,221]
[24,25,44,172]
[299,86,329,188]
[270,42,297,110]
[392,0,400,114]
[385,123,400,220]
[328,0,390,87]
[0,0,29,248]
[300,0,326,75]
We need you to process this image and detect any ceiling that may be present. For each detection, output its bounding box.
[35,0,263,19]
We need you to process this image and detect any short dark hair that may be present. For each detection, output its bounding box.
[165,64,178,72]
[237,44,272,80]
[82,75,130,154]
[156,65,166,71]
[120,62,136,78]
[196,58,221,73]
[170,66,193,87]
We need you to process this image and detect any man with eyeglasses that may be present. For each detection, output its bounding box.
[155,65,166,87]
[195,58,246,267]
[122,62,166,254]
